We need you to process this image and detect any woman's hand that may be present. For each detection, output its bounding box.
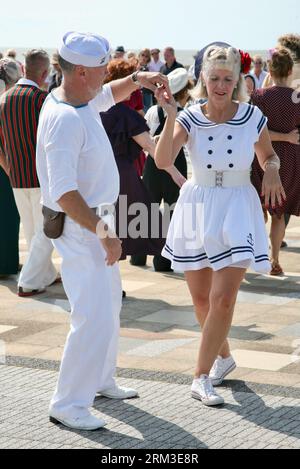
[166,166,187,188]
[262,166,286,209]
[256,127,287,209]
[154,86,177,116]
[286,129,300,145]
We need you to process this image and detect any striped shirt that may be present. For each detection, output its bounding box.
[0,80,47,188]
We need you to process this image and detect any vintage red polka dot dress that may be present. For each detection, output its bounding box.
[251,86,300,218]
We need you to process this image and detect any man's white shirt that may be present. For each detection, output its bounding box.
[148,60,164,73]
[250,70,268,89]
[37,84,119,212]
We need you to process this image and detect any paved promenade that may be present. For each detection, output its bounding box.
[0,217,300,449]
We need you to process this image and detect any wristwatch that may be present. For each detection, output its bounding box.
[131,71,141,86]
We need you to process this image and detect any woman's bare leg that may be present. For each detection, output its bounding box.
[185,269,231,360]
[270,214,286,264]
[194,267,246,378]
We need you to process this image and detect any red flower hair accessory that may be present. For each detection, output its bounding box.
[239,50,252,74]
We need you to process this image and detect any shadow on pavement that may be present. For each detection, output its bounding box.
[48,398,207,450]
[225,383,300,441]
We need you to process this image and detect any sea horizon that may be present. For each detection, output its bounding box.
[0,47,268,67]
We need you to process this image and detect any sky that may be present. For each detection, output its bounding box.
[0,0,298,51]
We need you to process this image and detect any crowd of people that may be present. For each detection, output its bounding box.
[0,32,299,428]
[1,38,299,281]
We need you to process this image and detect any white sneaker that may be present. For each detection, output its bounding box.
[209,356,237,387]
[191,375,225,407]
[98,385,139,400]
[49,411,106,431]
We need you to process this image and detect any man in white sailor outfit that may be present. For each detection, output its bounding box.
[36,31,169,431]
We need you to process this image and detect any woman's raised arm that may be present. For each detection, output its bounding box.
[154,87,188,169]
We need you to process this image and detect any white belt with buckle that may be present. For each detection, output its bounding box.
[191,170,251,188]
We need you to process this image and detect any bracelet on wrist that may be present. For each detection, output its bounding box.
[131,71,141,87]
[96,219,117,240]
[265,161,280,171]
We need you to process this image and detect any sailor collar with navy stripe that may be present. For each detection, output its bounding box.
[184,103,255,128]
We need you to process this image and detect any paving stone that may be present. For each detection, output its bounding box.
[1,365,300,449]
[1,218,300,448]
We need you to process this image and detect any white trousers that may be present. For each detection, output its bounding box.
[13,188,57,289]
[50,217,122,419]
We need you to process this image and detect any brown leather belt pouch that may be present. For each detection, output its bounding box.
[42,206,66,239]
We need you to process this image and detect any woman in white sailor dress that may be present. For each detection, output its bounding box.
[154,46,285,407]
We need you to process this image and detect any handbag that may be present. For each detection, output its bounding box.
[42,206,66,239]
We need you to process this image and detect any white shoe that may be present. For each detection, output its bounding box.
[191,375,225,407]
[49,411,106,431]
[98,385,139,400]
[209,356,237,387]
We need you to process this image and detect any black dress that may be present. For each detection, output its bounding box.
[0,167,20,275]
[101,103,165,261]
[142,106,188,271]
[143,106,188,206]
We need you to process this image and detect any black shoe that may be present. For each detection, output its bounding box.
[122,291,127,299]
[153,256,173,272]
[281,241,288,249]
[154,267,174,273]
[130,255,147,267]
[0,274,10,280]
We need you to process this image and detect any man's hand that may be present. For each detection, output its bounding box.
[96,219,122,266]
[101,236,123,266]
[136,72,170,94]
[111,72,171,105]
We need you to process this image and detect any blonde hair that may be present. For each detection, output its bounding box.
[190,45,249,103]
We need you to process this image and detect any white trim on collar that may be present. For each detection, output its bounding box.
[184,103,255,128]
[17,78,40,89]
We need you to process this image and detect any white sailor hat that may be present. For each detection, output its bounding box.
[168,68,189,95]
[59,31,111,67]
